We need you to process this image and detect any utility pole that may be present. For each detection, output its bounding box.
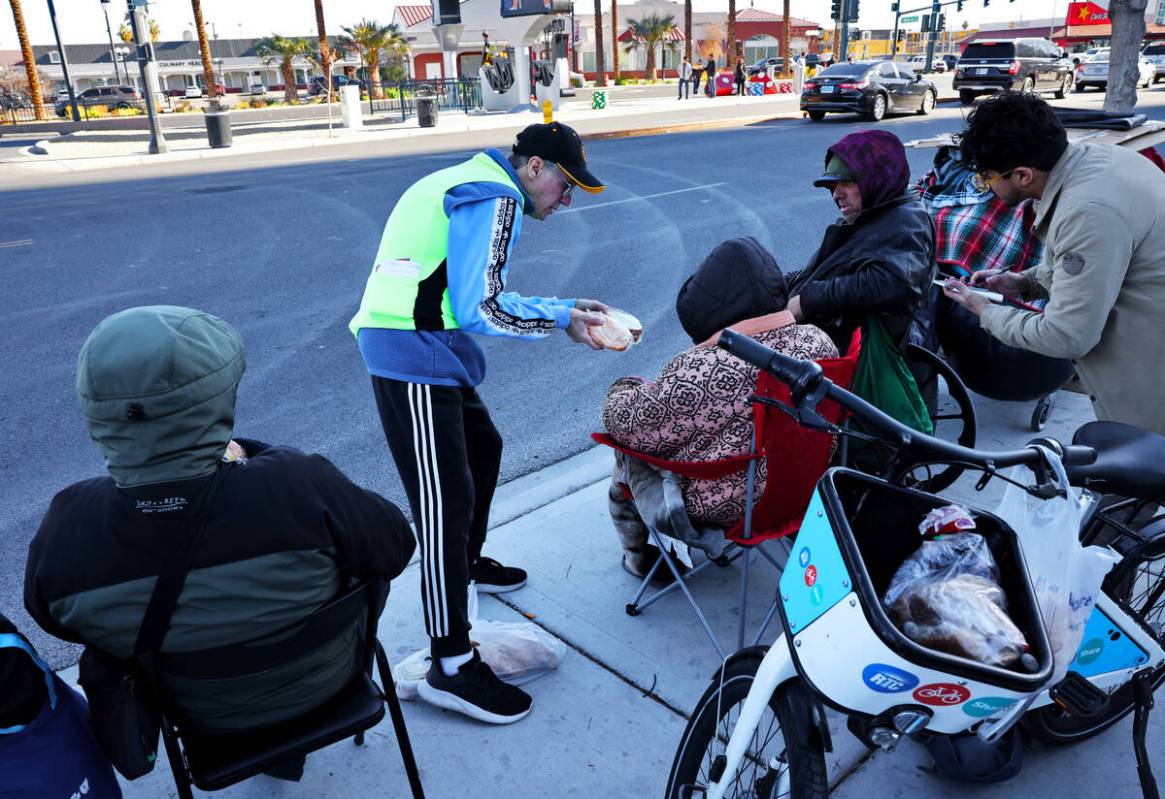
[924,0,940,71]
[47,0,80,121]
[839,0,850,61]
[99,0,123,84]
[128,0,167,153]
[890,2,901,56]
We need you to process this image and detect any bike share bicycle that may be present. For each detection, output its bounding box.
[666,331,1165,799]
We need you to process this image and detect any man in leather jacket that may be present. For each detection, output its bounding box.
[787,129,936,356]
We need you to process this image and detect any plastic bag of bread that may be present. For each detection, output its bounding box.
[590,308,643,352]
[883,522,1036,671]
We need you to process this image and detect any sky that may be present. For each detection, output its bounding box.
[1,0,1071,53]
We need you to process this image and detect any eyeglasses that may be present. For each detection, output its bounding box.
[550,163,575,199]
[971,168,1015,194]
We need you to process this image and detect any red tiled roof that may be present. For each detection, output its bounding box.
[397,5,434,28]
[734,9,819,26]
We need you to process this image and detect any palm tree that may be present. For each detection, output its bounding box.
[255,35,310,103]
[611,0,620,79]
[338,19,406,99]
[7,0,45,120]
[190,0,218,100]
[623,15,678,80]
[593,0,607,86]
[122,11,160,42]
[781,0,791,77]
[727,0,737,67]
[313,0,333,101]
[683,0,692,61]
[118,23,132,44]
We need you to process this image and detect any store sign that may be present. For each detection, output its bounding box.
[502,0,569,18]
[900,15,919,22]
[1066,0,1109,25]
[158,60,205,68]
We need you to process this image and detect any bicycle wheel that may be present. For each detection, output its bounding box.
[665,652,827,799]
[1024,534,1165,744]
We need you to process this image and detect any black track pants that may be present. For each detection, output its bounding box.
[371,377,503,658]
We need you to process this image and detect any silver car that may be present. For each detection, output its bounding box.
[1074,54,1156,91]
[1143,43,1165,83]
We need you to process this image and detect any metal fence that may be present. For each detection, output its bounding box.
[0,96,157,125]
[369,78,483,121]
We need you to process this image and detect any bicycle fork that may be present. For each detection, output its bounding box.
[705,636,799,799]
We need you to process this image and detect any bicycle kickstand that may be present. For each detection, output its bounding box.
[1132,668,1161,799]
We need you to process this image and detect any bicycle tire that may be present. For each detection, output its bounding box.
[665,653,827,799]
[1024,534,1165,744]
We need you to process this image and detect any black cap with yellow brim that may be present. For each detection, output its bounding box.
[513,122,606,194]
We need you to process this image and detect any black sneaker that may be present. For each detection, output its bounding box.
[416,651,532,724]
[470,556,527,594]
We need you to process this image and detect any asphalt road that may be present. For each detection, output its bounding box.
[4,88,1165,666]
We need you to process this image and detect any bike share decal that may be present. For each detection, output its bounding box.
[912,683,971,706]
[862,663,920,693]
[780,489,852,633]
[1069,607,1149,678]
[962,696,1018,718]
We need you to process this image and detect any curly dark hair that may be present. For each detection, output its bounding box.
[957,92,1068,174]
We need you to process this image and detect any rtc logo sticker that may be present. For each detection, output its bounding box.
[963,696,1018,718]
[861,663,920,693]
[913,683,971,706]
[798,547,812,568]
[804,565,818,586]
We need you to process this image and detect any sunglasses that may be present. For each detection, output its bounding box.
[971,168,1016,194]
[549,163,575,199]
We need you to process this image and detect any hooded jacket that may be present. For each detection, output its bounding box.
[25,307,416,732]
[790,130,936,350]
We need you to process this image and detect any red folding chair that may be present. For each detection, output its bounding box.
[593,330,861,658]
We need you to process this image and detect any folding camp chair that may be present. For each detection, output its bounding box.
[152,578,424,799]
[593,331,861,659]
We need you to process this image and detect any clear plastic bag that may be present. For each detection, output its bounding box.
[995,448,1120,684]
[394,584,567,700]
[883,512,1035,670]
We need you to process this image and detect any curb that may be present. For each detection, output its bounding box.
[29,139,51,155]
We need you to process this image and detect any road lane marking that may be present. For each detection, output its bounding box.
[559,182,728,213]
[0,239,32,248]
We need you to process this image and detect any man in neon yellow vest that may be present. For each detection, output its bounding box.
[349,122,607,724]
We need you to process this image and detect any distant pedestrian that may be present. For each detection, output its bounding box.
[734,57,746,95]
[705,56,717,96]
[678,56,692,99]
[692,58,705,94]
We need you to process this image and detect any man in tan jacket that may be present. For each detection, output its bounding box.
[943,93,1165,435]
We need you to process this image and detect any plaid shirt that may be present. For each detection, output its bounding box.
[913,149,1044,280]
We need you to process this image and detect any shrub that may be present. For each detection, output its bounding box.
[110,106,143,117]
[571,76,584,88]
[234,99,250,110]
[249,99,268,109]
[84,105,108,119]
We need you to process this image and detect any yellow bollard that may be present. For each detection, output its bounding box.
[542,99,553,123]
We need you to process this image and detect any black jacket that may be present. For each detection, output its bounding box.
[790,194,936,352]
[25,440,415,732]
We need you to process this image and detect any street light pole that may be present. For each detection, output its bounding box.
[128,0,168,154]
[99,0,122,84]
[46,0,80,121]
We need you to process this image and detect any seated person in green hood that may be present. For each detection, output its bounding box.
[24,306,416,776]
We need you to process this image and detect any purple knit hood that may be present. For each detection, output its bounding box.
[823,130,910,214]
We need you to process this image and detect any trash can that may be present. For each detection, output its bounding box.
[204,108,232,149]
[417,85,438,128]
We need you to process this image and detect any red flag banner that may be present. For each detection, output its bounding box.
[1066,1,1110,26]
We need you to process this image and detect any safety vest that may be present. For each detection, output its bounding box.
[348,153,524,335]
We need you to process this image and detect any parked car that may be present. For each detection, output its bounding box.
[0,90,31,110]
[905,54,947,73]
[248,83,268,96]
[184,84,203,99]
[953,37,1074,104]
[308,75,361,95]
[746,57,784,77]
[942,53,958,71]
[801,60,937,122]
[1075,54,1156,91]
[54,85,140,117]
[1143,42,1165,83]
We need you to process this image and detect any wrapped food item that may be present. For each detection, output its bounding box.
[591,308,643,352]
[883,513,1036,671]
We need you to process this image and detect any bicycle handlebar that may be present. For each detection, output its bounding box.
[718,329,1096,471]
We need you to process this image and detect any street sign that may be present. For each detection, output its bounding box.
[900,14,919,22]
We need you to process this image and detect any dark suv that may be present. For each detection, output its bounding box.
[54,85,140,117]
[953,38,1074,104]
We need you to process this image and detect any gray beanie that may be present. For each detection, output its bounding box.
[76,306,245,487]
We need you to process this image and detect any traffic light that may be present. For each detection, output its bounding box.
[956,0,964,10]
[890,1,898,10]
[936,12,946,30]
[983,0,990,6]
[921,13,931,31]
[849,0,860,22]
[831,0,842,21]
[897,29,906,42]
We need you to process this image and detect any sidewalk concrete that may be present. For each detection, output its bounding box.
[60,382,1161,798]
[0,75,958,180]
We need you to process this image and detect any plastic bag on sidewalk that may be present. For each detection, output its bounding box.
[394,584,567,700]
[995,448,1120,684]
[884,523,1035,670]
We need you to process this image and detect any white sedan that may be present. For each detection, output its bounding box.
[1075,55,1156,92]
[184,85,204,99]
